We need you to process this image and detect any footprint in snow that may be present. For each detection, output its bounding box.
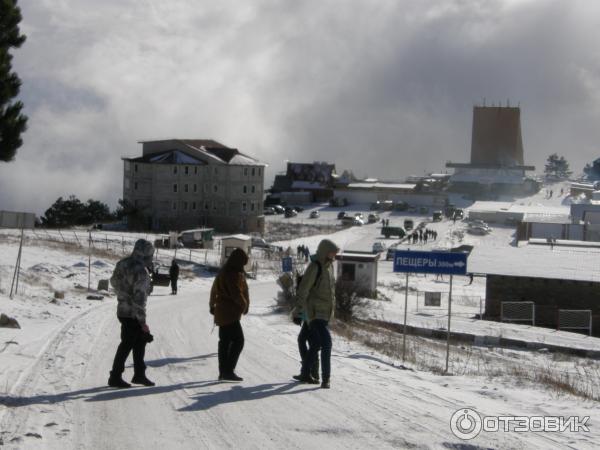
[25,432,42,439]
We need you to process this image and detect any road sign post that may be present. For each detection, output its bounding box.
[282,256,293,273]
[393,250,468,372]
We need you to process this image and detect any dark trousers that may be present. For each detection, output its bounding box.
[111,318,147,377]
[171,277,178,294]
[298,321,319,378]
[301,319,332,381]
[218,321,244,376]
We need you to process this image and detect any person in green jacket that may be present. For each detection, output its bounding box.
[293,239,339,388]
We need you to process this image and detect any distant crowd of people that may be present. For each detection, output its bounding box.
[408,228,437,245]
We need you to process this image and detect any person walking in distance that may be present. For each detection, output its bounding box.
[169,259,180,295]
[209,248,250,382]
[294,239,339,389]
[108,239,156,388]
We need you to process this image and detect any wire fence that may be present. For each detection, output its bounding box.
[0,228,301,276]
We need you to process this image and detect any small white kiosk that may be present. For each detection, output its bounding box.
[220,234,252,270]
[335,251,380,298]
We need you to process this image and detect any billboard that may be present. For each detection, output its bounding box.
[0,211,36,229]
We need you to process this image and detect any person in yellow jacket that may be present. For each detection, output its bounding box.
[293,239,339,388]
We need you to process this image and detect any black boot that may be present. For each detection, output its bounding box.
[108,373,131,389]
[320,379,330,389]
[131,374,155,386]
[293,374,319,384]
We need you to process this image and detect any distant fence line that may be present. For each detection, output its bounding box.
[0,228,291,274]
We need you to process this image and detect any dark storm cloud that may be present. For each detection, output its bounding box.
[1,0,600,214]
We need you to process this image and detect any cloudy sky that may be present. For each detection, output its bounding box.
[2,0,600,214]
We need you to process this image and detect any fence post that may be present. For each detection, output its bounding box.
[73,231,81,246]
[105,235,109,250]
[58,229,67,244]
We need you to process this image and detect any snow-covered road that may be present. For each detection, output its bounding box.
[1,280,597,449]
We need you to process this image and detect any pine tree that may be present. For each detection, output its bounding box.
[0,0,28,162]
[544,153,572,180]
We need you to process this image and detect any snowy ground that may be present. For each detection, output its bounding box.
[1,182,599,448]
[1,239,598,449]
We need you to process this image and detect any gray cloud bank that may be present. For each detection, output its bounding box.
[2,0,600,214]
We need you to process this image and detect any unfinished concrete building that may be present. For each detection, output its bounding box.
[447,105,538,197]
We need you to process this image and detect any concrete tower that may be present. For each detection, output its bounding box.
[470,106,524,166]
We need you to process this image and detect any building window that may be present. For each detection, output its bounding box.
[214,167,218,175]
[204,201,210,210]
[125,161,131,172]
[134,164,138,173]
[194,166,198,175]
[213,184,218,193]
[125,178,130,189]
[251,202,255,212]
[134,182,138,190]
[341,264,356,281]
[251,185,255,194]
[242,201,247,212]
[258,168,262,176]
[183,201,188,211]
[244,168,248,176]
[173,166,178,175]
[173,183,178,193]
[172,202,177,211]
[192,201,196,210]
[184,184,189,193]
[252,168,255,176]
[193,184,197,193]
[243,185,247,194]
[185,166,189,175]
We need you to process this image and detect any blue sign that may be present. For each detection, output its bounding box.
[393,250,467,275]
[282,256,293,273]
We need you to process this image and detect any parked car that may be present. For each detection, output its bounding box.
[381,226,406,239]
[404,219,414,230]
[284,208,298,218]
[251,237,272,248]
[272,205,285,214]
[264,207,276,215]
[468,219,489,229]
[293,206,305,212]
[337,211,347,220]
[354,212,364,220]
[368,213,380,223]
[352,217,364,226]
[453,209,464,220]
[309,211,320,219]
[432,210,443,222]
[386,247,398,260]
[467,226,490,235]
[150,265,171,287]
[372,242,386,253]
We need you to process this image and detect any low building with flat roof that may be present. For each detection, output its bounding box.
[468,243,600,335]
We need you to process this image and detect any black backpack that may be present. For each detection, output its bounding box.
[296,260,322,290]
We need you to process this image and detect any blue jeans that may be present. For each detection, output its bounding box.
[301,319,331,380]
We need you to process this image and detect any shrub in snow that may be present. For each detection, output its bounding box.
[0,313,20,329]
